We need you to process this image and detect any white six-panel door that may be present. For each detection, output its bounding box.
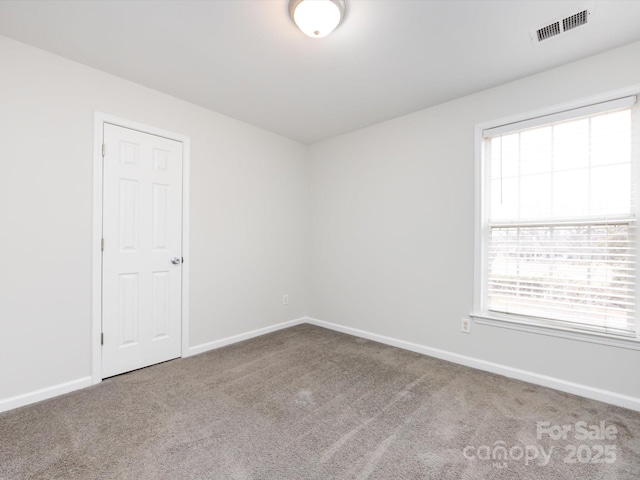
[101,123,183,378]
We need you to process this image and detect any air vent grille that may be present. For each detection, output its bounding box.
[563,10,588,31]
[533,8,592,43]
[537,22,561,42]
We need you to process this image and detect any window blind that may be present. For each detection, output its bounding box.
[483,96,636,138]
[483,96,638,337]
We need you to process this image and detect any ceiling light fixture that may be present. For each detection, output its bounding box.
[289,0,346,38]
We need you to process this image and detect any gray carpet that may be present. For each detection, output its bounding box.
[1,324,639,479]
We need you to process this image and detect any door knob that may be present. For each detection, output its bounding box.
[170,257,182,265]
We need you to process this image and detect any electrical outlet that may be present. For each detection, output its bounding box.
[461,317,471,334]
[283,294,289,306]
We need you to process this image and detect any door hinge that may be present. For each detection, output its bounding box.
[101,238,104,252]
[102,143,106,157]
[101,332,104,345]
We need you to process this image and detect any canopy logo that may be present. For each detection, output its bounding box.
[462,420,619,469]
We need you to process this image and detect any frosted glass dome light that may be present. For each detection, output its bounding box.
[289,0,346,38]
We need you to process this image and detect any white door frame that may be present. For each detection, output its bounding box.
[91,112,190,385]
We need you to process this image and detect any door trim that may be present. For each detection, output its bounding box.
[91,112,190,385]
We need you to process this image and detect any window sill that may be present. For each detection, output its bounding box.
[469,313,640,351]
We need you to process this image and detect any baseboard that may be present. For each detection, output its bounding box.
[186,317,307,357]
[1,319,307,414]
[304,317,640,412]
[6,318,637,414]
[0,376,93,414]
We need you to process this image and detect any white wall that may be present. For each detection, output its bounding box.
[4,32,640,411]
[309,40,640,401]
[0,36,309,402]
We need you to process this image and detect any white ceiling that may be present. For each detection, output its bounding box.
[1,0,640,144]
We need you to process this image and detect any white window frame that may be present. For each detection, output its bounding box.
[472,86,640,351]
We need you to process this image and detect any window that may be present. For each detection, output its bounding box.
[475,95,639,339]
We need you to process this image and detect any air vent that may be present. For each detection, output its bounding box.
[532,8,592,43]
[537,22,561,42]
[563,10,589,32]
